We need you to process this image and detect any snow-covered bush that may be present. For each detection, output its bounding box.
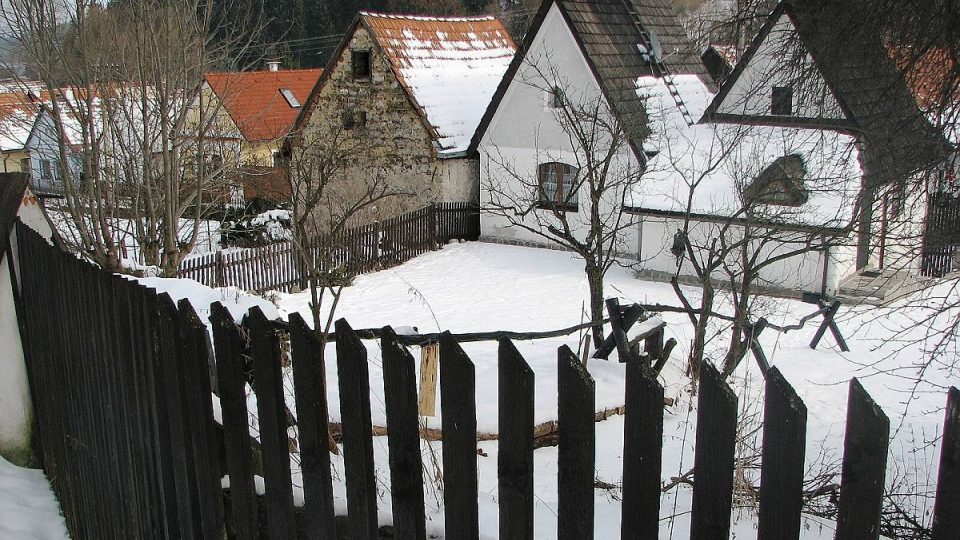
[220,208,293,247]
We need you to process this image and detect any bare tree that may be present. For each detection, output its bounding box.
[483,64,642,348]
[2,0,263,276]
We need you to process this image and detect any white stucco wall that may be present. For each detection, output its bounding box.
[0,190,53,466]
[715,12,845,121]
[479,2,640,247]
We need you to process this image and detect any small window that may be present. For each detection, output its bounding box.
[342,109,367,130]
[771,86,794,116]
[745,154,808,206]
[279,88,300,108]
[548,85,564,109]
[40,159,52,179]
[352,50,371,80]
[537,162,579,211]
[19,158,30,175]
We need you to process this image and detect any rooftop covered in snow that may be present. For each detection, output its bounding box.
[629,74,862,230]
[356,12,516,157]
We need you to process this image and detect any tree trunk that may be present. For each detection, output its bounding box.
[688,280,714,387]
[585,263,605,349]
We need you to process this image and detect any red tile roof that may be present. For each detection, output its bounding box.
[889,47,960,111]
[206,68,322,142]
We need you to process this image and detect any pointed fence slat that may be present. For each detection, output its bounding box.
[288,314,337,539]
[178,300,226,539]
[381,327,428,540]
[690,362,738,540]
[620,359,664,540]
[210,302,259,540]
[932,386,960,540]
[835,379,889,540]
[439,332,479,540]
[334,318,379,540]
[498,338,535,540]
[757,367,807,540]
[248,307,297,539]
[557,345,595,540]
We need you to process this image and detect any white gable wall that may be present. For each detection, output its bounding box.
[479,2,641,247]
[714,12,845,121]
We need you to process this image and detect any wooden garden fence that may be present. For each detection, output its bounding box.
[921,193,960,277]
[12,219,960,539]
[177,202,480,294]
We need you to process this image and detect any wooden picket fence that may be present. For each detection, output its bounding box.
[12,220,960,539]
[178,202,480,293]
[921,193,960,277]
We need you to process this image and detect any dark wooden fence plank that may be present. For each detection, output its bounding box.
[178,300,226,539]
[835,379,889,540]
[498,338,535,540]
[757,367,807,540]
[248,307,297,539]
[334,318,379,540]
[289,313,337,539]
[620,359,663,540]
[690,362,738,540]
[439,332,479,540]
[557,345,595,540]
[381,327,428,540]
[210,302,259,540]
[932,386,960,540]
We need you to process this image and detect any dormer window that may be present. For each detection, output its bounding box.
[745,154,808,207]
[352,50,371,80]
[771,86,794,115]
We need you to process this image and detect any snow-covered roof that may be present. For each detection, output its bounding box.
[630,75,862,229]
[0,92,40,152]
[360,12,516,156]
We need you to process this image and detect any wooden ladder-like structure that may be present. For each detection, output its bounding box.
[622,0,696,126]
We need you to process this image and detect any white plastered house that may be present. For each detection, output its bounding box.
[471,0,874,296]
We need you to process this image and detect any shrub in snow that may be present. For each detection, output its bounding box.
[220,207,293,247]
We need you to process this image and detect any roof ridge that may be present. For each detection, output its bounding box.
[206,68,323,77]
[359,11,496,22]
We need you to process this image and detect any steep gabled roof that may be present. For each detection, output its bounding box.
[703,0,950,185]
[295,13,515,157]
[206,68,322,142]
[469,0,708,157]
[0,91,41,152]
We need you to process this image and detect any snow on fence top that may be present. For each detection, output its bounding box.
[630,74,862,229]
[361,12,516,156]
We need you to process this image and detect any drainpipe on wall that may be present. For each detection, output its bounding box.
[636,216,644,261]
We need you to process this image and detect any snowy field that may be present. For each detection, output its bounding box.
[140,241,956,538]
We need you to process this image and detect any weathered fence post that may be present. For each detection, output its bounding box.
[439,332,479,540]
[430,202,439,248]
[381,327,428,540]
[499,338,535,540]
[288,313,337,539]
[247,307,296,540]
[690,362,738,540]
[334,318,379,540]
[215,251,226,288]
[620,359,663,540]
[558,345,595,540]
[835,379,889,540]
[757,367,807,540]
[931,386,959,540]
[210,303,258,540]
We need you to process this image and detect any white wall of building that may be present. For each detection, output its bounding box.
[714,12,845,121]
[0,189,53,466]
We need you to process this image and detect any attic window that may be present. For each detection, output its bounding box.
[771,86,794,115]
[744,154,809,207]
[352,50,371,80]
[280,88,300,108]
[548,85,564,109]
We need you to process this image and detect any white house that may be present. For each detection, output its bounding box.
[0,174,56,466]
[0,91,72,197]
[471,0,869,296]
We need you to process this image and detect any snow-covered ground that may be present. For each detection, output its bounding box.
[139,241,957,538]
[0,456,69,540]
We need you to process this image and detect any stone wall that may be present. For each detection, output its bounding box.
[296,26,476,227]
